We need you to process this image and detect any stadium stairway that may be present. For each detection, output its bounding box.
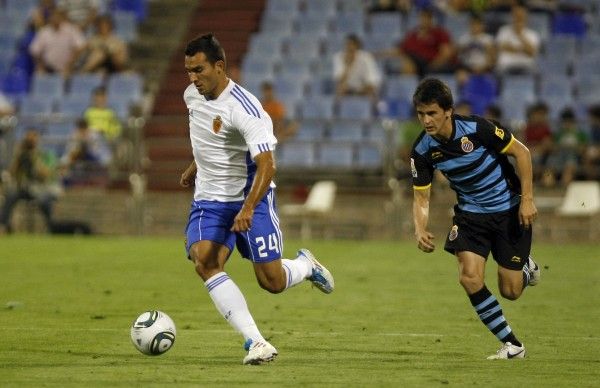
[144,0,266,190]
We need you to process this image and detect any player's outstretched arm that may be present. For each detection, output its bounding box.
[180,161,197,188]
[413,186,435,253]
[231,151,275,232]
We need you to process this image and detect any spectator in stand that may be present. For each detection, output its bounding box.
[386,7,456,77]
[523,102,553,182]
[333,34,382,100]
[457,14,495,75]
[57,0,105,32]
[583,104,600,180]
[543,108,588,187]
[60,118,111,185]
[29,8,86,77]
[260,82,298,143]
[84,86,122,142]
[495,2,540,75]
[80,15,129,74]
[30,0,57,31]
[0,130,60,233]
[454,100,473,116]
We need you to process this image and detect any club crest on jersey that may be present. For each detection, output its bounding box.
[460,136,474,153]
[448,225,458,241]
[212,115,222,133]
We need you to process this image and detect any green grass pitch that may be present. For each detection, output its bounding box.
[0,236,598,387]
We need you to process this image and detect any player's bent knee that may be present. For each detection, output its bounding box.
[459,273,484,293]
[499,286,522,300]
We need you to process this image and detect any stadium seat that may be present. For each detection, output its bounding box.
[277,141,316,168]
[368,13,403,36]
[19,95,55,117]
[357,143,383,169]
[384,75,419,100]
[106,73,143,103]
[68,74,105,97]
[336,96,373,120]
[113,11,138,42]
[2,68,29,98]
[544,36,577,59]
[46,121,73,137]
[529,12,551,41]
[298,97,334,120]
[553,181,600,240]
[329,120,364,141]
[332,12,365,35]
[31,74,64,99]
[277,58,312,80]
[303,0,338,18]
[444,12,470,40]
[318,142,355,168]
[248,34,284,57]
[56,95,90,118]
[294,120,327,141]
[296,16,330,37]
[283,36,322,61]
[279,180,337,240]
[363,32,400,52]
[264,0,301,14]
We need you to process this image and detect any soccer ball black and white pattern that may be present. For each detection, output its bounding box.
[130,310,176,355]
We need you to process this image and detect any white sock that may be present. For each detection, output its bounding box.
[205,272,264,343]
[281,253,313,289]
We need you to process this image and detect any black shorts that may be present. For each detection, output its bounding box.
[444,205,532,270]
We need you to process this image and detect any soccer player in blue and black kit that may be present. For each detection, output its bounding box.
[410,78,541,359]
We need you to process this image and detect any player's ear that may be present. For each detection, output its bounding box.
[215,60,225,74]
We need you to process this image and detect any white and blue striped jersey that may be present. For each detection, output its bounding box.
[184,79,277,202]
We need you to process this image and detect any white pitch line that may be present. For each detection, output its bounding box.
[2,327,599,341]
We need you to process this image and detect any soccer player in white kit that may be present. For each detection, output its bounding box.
[180,34,335,365]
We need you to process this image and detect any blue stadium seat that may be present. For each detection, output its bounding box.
[284,36,322,61]
[537,56,570,76]
[56,95,90,118]
[107,73,143,103]
[529,13,551,41]
[336,96,373,120]
[19,95,55,117]
[248,34,284,57]
[579,37,600,55]
[295,16,330,37]
[277,141,316,168]
[273,75,306,100]
[384,75,419,99]
[31,74,64,99]
[108,94,131,120]
[540,76,573,99]
[444,13,470,40]
[298,97,334,120]
[264,0,301,14]
[241,56,277,82]
[318,142,354,168]
[261,17,295,36]
[303,0,338,18]
[338,0,364,12]
[46,121,73,137]
[357,143,383,169]
[368,13,403,36]
[331,12,365,35]
[277,58,312,80]
[329,120,364,141]
[294,121,327,141]
[68,74,105,97]
[363,32,400,52]
[113,11,138,42]
[380,98,413,120]
[543,36,577,59]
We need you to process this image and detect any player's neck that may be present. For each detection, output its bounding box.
[206,77,230,100]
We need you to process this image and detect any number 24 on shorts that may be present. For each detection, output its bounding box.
[255,233,279,257]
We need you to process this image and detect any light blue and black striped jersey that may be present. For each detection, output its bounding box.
[411,114,521,213]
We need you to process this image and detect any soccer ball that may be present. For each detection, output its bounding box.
[130,310,176,355]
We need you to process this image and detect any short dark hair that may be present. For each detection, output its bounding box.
[412,78,454,111]
[560,108,576,121]
[185,33,226,66]
[346,34,362,48]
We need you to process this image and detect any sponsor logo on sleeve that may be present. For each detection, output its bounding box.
[495,126,505,140]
